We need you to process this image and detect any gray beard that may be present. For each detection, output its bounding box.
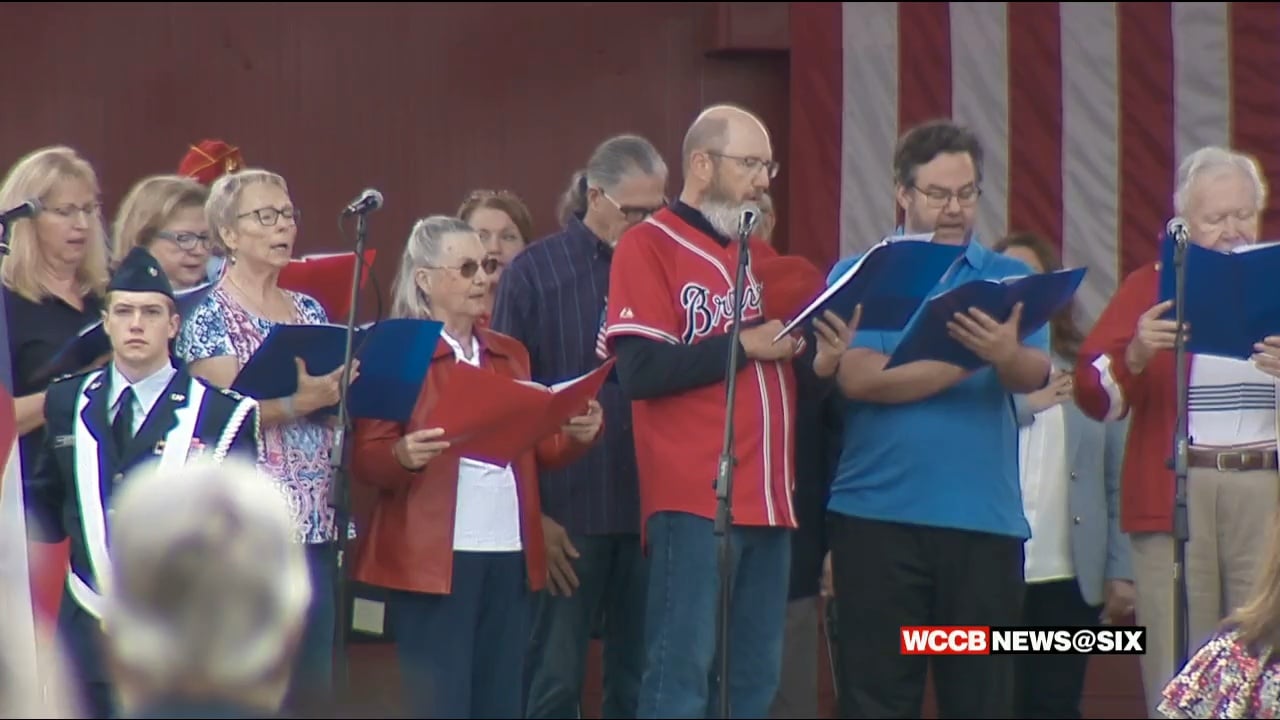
[702,200,751,239]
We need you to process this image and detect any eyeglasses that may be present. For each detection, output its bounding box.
[236,206,301,226]
[911,184,982,208]
[43,202,102,221]
[708,152,781,179]
[153,230,212,251]
[601,192,666,223]
[427,256,501,279]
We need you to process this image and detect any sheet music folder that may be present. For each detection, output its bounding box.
[885,267,1086,370]
[423,359,616,467]
[773,234,965,341]
[230,318,445,423]
[1157,236,1280,360]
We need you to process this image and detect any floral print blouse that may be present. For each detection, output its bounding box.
[177,285,339,545]
[1160,628,1280,718]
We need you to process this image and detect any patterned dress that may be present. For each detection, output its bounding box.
[1159,627,1280,718]
[176,285,339,545]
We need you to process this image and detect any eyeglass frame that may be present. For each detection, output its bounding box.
[600,190,667,222]
[706,152,781,179]
[425,256,501,279]
[236,206,301,226]
[151,230,213,252]
[909,183,983,208]
[42,201,103,222]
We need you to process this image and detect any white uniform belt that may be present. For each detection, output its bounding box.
[66,570,105,620]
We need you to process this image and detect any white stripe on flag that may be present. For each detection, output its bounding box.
[840,1,899,256]
[0,433,39,696]
[1061,2,1121,326]
[950,2,1010,247]
[1172,2,1231,166]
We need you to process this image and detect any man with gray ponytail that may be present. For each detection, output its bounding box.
[492,133,667,719]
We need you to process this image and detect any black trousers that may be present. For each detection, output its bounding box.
[1014,579,1102,719]
[827,513,1025,719]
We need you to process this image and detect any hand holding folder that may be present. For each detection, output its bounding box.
[1157,237,1280,360]
[885,267,1086,369]
[424,359,615,467]
[773,233,965,341]
[230,318,444,422]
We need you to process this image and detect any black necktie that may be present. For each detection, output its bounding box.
[112,386,135,450]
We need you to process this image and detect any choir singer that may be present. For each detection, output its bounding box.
[350,215,604,719]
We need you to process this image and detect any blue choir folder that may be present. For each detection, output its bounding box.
[885,267,1087,370]
[1157,236,1280,360]
[35,279,219,385]
[230,318,445,423]
[774,233,966,341]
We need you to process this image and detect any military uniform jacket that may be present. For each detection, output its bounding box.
[26,361,261,625]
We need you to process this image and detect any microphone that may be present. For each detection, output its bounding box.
[1167,216,1190,246]
[0,200,39,224]
[738,203,760,243]
[342,188,384,216]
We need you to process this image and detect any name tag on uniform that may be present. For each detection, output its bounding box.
[53,434,74,449]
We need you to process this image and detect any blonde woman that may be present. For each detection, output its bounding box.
[111,175,213,290]
[176,168,350,714]
[0,145,110,715]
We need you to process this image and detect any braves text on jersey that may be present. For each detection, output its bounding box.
[603,207,797,533]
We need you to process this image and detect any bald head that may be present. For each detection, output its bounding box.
[681,104,772,173]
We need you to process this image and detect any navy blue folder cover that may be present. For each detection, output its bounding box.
[35,279,218,385]
[776,235,966,339]
[1157,236,1280,360]
[885,267,1087,370]
[230,318,444,422]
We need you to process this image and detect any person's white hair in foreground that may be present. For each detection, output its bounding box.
[100,457,311,718]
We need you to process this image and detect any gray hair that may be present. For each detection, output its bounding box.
[391,214,478,319]
[557,134,668,225]
[1173,146,1268,215]
[100,457,310,698]
[205,168,288,240]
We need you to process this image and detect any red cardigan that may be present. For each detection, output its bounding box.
[349,327,596,596]
[1075,261,1196,534]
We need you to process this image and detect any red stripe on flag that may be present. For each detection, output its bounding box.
[1230,3,1280,235]
[1007,2,1064,253]
[787,2,844,272]
[1117,2,1175,275]
[898,2,953,132]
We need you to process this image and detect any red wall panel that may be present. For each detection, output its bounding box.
[0,1,792,318]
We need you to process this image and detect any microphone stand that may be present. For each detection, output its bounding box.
[713,216,754,720]
[1169,224,1191,674]
[327,208,371,705]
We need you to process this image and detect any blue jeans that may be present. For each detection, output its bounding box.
[524,533,648,718]
[389,551,530,719]
[637,511,791,719]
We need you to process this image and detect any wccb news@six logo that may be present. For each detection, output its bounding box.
[900,626,1147,655]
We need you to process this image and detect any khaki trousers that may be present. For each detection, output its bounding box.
[1129,466,1279,718]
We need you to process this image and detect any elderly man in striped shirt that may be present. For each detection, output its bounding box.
[491,133,669,719]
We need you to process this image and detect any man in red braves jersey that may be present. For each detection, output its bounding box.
[603,103,854,719]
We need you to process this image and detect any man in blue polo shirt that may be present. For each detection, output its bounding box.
[825,119,1051,718]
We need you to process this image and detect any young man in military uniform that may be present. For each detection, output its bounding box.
[25,246,262,719]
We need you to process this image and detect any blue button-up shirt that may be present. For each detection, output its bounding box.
[491,216,640,537]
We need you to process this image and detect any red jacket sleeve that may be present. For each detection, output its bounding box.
[352,417,418,491]
[1075,263,1160,422]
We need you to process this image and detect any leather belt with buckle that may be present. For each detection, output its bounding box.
[1188,447,1280,472]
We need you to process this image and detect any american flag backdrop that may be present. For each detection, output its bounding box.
[0,281,39,691]
[788,2,1280,326]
